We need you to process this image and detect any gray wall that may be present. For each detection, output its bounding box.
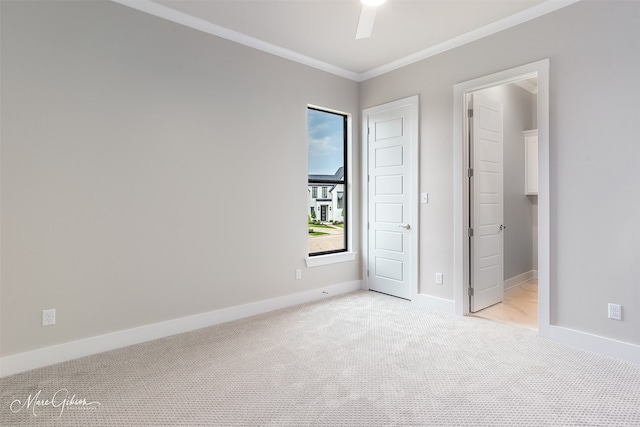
[2,0,639,358]
[475,83,536,281]
[360,1,640,344]
[0,1,360,356]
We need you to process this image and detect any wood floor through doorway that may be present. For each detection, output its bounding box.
[471,278,538,330]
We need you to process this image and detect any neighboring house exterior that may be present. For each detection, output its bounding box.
[308,167,345,223]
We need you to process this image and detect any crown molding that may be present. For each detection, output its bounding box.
[112,0,580,83]
[358,0,581,81]
[111,0,361,81]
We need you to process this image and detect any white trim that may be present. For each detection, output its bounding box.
[545,325,640,365]
[112,0,580,83]
[414,294,455,314]
[362,95,420,300]
[361,108,370,290]
[307,104,351,118]
[453,59,550,331]
[360,1,578,81]
[111,0,360,81]
[0,280,361,378]
[504,270,537,290]
[305,251,357,268]
[409,97,420,301]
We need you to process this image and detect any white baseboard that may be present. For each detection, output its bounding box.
[504,270,537,290]
[414,293,455,314]
[0,280,362,378]
[541,324,640,365]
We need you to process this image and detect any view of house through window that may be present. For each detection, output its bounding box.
[308,107,347,255]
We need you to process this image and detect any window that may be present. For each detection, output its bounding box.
[308,107,347,256]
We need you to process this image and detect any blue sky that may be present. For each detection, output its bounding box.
[307,109,344,176]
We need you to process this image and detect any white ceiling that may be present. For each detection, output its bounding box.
[115,0,579,81]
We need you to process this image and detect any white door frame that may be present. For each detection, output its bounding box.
[453,59,550,336]
[362,95,420,300]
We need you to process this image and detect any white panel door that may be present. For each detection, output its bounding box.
[470,94,504,312]
[365,98,417,300]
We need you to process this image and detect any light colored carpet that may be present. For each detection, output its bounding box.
[2,290,639,426]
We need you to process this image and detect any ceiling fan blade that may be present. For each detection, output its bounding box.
[355,5,377,39]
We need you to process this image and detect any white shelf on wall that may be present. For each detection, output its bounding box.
[524,129,538,195]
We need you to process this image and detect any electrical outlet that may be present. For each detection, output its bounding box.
[435,273,443,284]
[608,303,622,320]
[295,269,302,280]
[42,309,56,326]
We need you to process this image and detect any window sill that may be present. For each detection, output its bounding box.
[305,251,357,268]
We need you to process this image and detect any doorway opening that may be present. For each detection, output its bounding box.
[453,59,550,336]
[467,80,539,330]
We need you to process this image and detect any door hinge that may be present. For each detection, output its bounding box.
[367,222,370,230]
[468,228,474,237]
[468,168,474,177]
[468,287,474,296]
[367,270,370,277]
[468,108,474,118]
[367,127,370,136]
[368,175,370,182]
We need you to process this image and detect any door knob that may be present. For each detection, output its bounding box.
[499,224,507,231]
[399,224,411,230]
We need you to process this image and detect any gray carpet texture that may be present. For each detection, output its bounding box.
[2,290,639,426]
